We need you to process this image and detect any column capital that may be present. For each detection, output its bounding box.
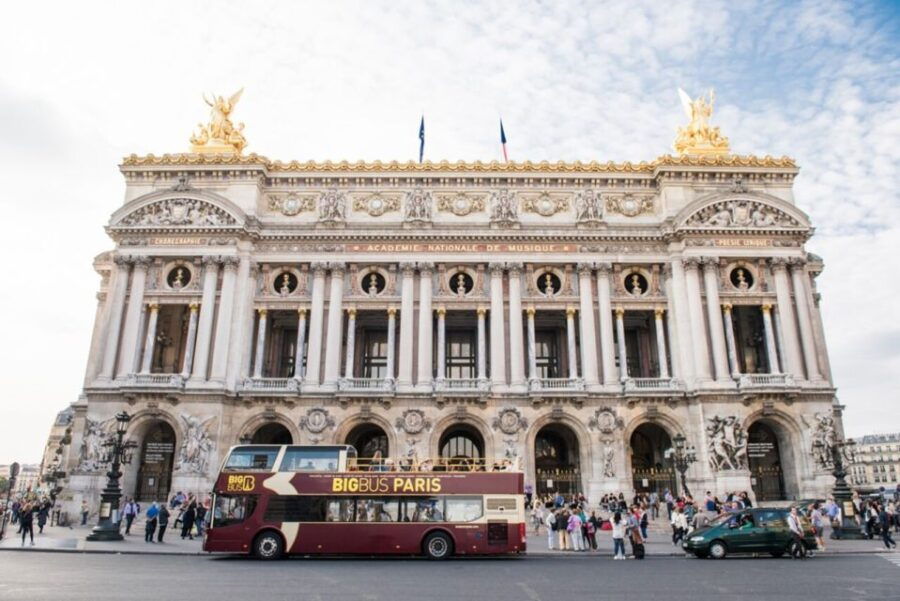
[721,302,733,312]
[399,261,416,276]
[257,307,268,317]
[435,306,446,316]
[488,262,506,275]
[189,302,199,312]
[113,254,132,267]
[201,255,221,267]
[297,307,308,316]
[507,262,524,276]
[386,306,397,317]
[328,261,346,276]
[576,262,595,276]
[595,262,612,276]
[768,257,790,271]
[701,257,721,272]
[221,256,240,271]
[525,306,536,316]
[683,256,703,270]
[654,307,666,318]
[565,306,578,317]
[476,306,488,316]
[417,261,435,275]
[147,302,160,312]
[346,307,357,317]
[310,261,329,276]
[614,307,625,317]
[761,303,774,313]
[788,256,807,270]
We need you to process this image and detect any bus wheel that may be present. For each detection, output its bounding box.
[423,532,453,560]
[253,531,285,560]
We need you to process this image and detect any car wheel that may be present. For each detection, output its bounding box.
[423,532,453,560]
[709,541,727,559]
[770,550,785,558]
[253,531,285,560]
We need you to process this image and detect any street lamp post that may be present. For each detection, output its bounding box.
[671,433,697,498]
[824,437,865,540]
[0,462,20,540]
[86,411,137,542]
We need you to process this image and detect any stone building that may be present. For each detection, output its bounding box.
[61,91,843,513]
[849,433,900,491]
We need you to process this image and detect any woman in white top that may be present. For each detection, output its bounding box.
[611,511,627,559]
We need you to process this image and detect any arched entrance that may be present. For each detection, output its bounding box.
[630,423,676,495]
[135,421,176,503]
[748,421,788,501]
[438,424,484,470]
[346,424,389,459]
[534,424,581,497]
[250,423,293,444]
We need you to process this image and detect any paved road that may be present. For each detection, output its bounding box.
[1,552,898,600]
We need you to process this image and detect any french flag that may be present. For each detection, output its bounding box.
[500,119,509,162]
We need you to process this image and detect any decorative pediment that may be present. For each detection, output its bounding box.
[677,193,810,231]
[116,197,239,227]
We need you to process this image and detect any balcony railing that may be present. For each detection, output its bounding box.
[241,377,299,393]
[125,373,184,388]
[624,377,681,392]
[339,377,395,393]
[529,377,585,392]
[434,378,490,392]
[738,373,795,388]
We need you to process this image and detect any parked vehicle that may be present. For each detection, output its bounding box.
[682,508,816,559]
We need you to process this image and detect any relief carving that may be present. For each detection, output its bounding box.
[176,414,217,474]
[605,193,655,217]
[268,193,316,216]
[120,198,237,226]
[686,200,800,228]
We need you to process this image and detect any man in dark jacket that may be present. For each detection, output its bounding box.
[879,505,897,550]
[157,505,170,543]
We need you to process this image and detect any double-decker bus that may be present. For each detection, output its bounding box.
[203,444,526,559]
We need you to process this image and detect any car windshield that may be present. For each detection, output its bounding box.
[707,513,739,528]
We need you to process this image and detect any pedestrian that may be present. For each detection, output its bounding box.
[787,506,807,559]
[809,502,826,551]
[879,504,897,550]
[181,497,197,540]
[545,508,557,550]
[671,506,687,546]
[195,500,207,536]
[19,501,35,546]
[639,505,649,541]
[122,498,139,535]
[37,498,50,534]
[145,503,159,543]
[611,511,626,560]
[588,511,601,550]
[557,506,570,551]
[567,505,584,551]
[524,483,533,509]
[80,500,90,526]
[157,503,170,543]
[531,504,542,535]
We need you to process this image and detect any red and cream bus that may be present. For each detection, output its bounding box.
[203,444,526,559]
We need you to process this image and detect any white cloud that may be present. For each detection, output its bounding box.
[0,0,897,461]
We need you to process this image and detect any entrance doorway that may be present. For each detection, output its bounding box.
[630,423,676,495]
[748,421,786,501]
[250,423,293,445]
[346,424,389,459]
[438,424,484,470]
[135,421,176,503]
[534,424,582,497]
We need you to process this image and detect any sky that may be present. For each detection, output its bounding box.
[0,0,898,463]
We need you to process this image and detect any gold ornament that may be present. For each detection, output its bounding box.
[674,88,730,157]
[190,88,247,154]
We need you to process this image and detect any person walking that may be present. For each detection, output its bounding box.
[879,504,897,550]
[36,498,51,534]
[611,511,626,560]
[19,501,35,546]
[80,500,90,526]
[545,508,557,550]
[195,500,208,537]
[810,502,826,551]
[122,498,139,535]
[144,503,159,543]
[567,506,584,551]
[787,506,807,559]
[671,506,688,546]
[557,507,571,551]
[181,497,197,540]
[157,504,170,543]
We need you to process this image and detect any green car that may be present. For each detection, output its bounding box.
[682,508,817,559]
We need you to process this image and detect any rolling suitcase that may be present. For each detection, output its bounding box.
[633,542,645,559]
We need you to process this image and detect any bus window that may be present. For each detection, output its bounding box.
[355,498,398,522]
[213,495,258,528]
[224,447,280,471]
[445,497,483,522]
[400,497,443,522]
[325,498,356,522]
[264,497,328,522]
[280,448,340,472]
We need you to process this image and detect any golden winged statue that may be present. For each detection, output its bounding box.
[673,88,730,156]
[190,88,247,154]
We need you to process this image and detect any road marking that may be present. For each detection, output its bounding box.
[877,552,900,568]
[518,581,543,601]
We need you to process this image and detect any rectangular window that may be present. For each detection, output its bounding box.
[213,494,258,528]
[399,497,444,522]
[362,329,388,379]
[280,448,340,472]
[355,498,399,523]
[264,497,328,522]
[535,330,559,379]
[445,496,483,522]
[224,447,280,471]
[325,498,356,522]
[446,329,476,379]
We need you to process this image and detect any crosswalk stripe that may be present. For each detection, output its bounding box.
[877,553,900,567]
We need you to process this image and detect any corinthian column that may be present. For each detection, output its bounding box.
[139,303,160,374]
[770,258,804,378]
[489,263,507,387]
[344,308,356,379]
[790,259,822,381]
[322,262,345,388]
[210,257,239,382]
[117,256,151,376]
[99,256,131,380]
[526,307,537,382]
[293,308,307,380]
[702,258,730,382]
[252,308,268,378]
[683,258,712,380]
[476,306,488,382]
[596,263,618,385]
[721,303,740,377]
[417,263,434,388]
[397,262,416,387]
[190,256,220,382]
[667,260,694,381]
[761,304,781,374]
[507,263,526,389]
[615,307,628,380]
[304,262,328,386]
[385,307,397,382]
[180,302,200,379]
[577,263,599,386]
[654,308,670,379]
[566,307,579,380]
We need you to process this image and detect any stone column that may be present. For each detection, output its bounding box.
[132,304,148,375]
[344,308,356,379]
[398,262,416,387]
[99,256,132,380]
[489,263,507,387]
[386,307,397,382]
[654,308,670,379]
[702,259,730,382]
[577,263,600,386]
[180,302,200,379]
[770,258,804,378]
[683,258,712,380]
[615,307,628,380]
[790,259,822,381]
[190,257,220,381]
[507,263,526,389]
[304,262,328,386]
[566,307,579,380]
[293,308,307,380]
[526,307,537,381]
[210,257,239,381]
[225,256,254,390]
[721,303,740,377]
[761,304,781,374]
[139,303,160,373]
[322,263,345,388]
[417,263,434,388]
[773,309,788,375]
[252,308,268,378]
[596,263,618,385]
[668,260,694,381]
[476,306,488,382]
[117,256,150,376]
[435,307,446,381]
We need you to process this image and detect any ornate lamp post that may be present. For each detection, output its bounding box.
[671,433,697,498]
[0,462,20,540]
[818,437,864,539]
[86,412,138,541]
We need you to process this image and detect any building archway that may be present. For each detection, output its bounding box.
[629,422,676,495]
[748,420,795,501]
[438,424,484,470]
[135,420,177,503]
[534,423,581,497]
[346,423,389,459]
[250,422,293,445]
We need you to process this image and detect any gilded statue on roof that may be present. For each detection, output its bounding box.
[190,88,247,154]
[674,88,730,156]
